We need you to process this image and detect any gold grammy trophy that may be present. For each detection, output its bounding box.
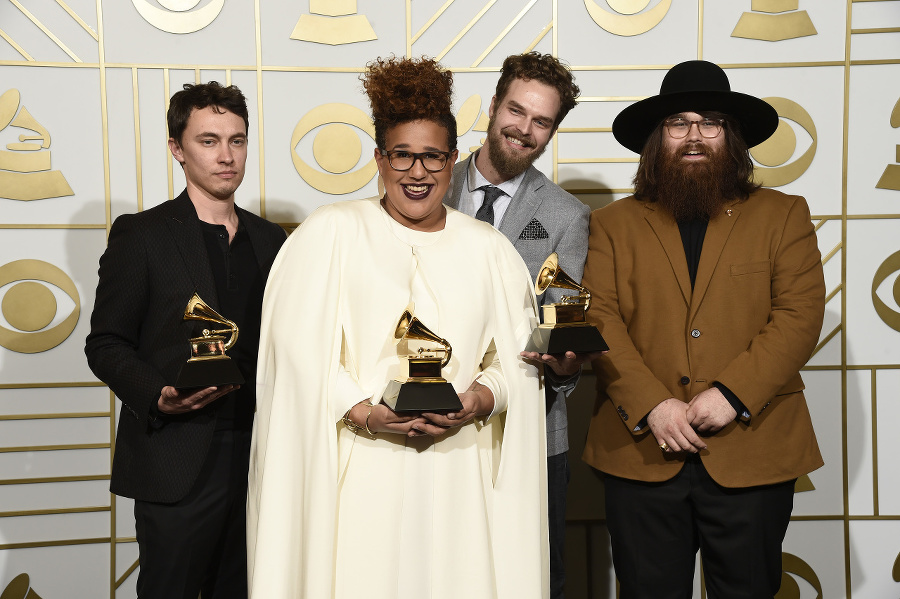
[174,293,245,389]
[391,308,462,412]
[525,253,608,354]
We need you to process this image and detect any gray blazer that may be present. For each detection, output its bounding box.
[447,154,590,455]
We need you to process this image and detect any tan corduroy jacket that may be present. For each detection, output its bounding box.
[582,189,825,488]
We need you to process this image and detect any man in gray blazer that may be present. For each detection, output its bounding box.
[446,52,591,599]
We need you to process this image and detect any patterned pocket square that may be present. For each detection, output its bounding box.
[519,218,549,240]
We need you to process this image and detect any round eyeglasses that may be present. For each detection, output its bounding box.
[664,117,724,139]
[379,149,451,172]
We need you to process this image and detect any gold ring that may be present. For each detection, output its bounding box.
[659,442,670,452]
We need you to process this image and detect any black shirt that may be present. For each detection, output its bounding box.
[200,218,265,431]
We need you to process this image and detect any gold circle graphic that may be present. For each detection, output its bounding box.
[583,0,672,36]
[872,250,900,333]
[313,124,363,174]
[0,259,80,354]
[131,0,224,34]
[751,120,796,167]
[2,281,56,332]
[291,103,378,195]
[751,97,817,187]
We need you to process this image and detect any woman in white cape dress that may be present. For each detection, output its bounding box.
[247,57,548,599]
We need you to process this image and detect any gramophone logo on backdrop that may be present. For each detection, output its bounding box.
[583,0,672,37]
[291,0,377,45]
[732,0,817,42]
[0,89,73,202]
[876,96,900,191]
[131,0,224,34]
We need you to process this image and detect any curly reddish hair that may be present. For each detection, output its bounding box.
[362,56,457,151]
[494,52,580,129]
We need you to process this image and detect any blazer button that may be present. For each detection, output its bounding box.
[680,376,690,385]
[690,329,701,338]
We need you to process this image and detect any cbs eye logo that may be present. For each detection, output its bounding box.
[290,103,378,195]
[872,249,900,333]
[751,97,817,188]
[131,0,225,34]
[0,259,80,353]
[583,0,672,36]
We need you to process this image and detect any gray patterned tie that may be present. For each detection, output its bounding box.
[476,185,505,226]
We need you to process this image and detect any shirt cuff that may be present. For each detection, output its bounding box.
[712,382,750,421]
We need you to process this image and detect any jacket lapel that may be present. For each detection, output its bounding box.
[165,191,219,309]
[239,206,280,280]
[644,204,692,307]
[689,201,739,320]
[498,165,542,242]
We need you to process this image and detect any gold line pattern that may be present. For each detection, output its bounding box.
[524,21,553,53]
[0,26,34,61]
[0,443,110,453]
[872,369,879,516]
[436,0,497,61]
[8,0,82,62]
[0,506,109,518]
[851,27,900,34]
[412,0,456,44]
[0,412,110,421]
[54,0,99,41]
[116,560,140,589]
[471,0,540,67]
[133,68,144,213]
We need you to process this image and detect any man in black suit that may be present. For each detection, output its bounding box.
[85,82,286,599]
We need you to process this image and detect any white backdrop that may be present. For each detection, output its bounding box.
[0,1,898,597]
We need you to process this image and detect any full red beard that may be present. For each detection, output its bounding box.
[653,140,739,222]
[485,114,547,180]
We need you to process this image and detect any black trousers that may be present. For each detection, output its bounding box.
[603,456,795,599]
[133,428,251,599]
[548,452,570,599]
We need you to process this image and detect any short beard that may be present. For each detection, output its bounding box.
[653,141,739,222]
[485,114,546,180]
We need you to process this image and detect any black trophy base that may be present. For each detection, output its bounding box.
[394,381,463,413]
[524,324,609,355]
[174,358,245,389]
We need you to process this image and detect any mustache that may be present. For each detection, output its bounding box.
[499,127,536,149]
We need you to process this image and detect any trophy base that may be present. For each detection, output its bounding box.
[524,324,609,355]
[174,358,245,389]
[393,382,463,413]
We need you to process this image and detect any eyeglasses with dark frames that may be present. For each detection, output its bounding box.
[664,117,724,139]
[379,149,451,172]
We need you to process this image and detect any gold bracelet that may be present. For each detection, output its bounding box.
[342,401,376,436]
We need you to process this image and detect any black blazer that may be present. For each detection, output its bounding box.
[85,191,286,503]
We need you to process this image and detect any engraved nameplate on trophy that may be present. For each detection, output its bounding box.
[388,308,462,413]
[174,293,245,389]
[524,253,609,355]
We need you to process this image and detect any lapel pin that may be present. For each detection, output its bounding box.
[726,209,733,216]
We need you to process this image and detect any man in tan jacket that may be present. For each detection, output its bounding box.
[582,60,825,599]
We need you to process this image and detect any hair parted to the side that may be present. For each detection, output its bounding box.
[633,111,760,202]
[167,81,249,144]
[494,52,580,129]
[362,56,457,151]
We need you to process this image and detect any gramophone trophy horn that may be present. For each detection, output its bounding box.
[174,293,245,389]
[525,253,608,355]
[388,308,462,413]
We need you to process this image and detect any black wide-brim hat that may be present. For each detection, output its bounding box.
[612,60,779,154]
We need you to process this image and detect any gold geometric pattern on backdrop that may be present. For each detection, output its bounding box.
[290,103,378,194]
[0,259,80,354]
[751,97,816,188]
[776,552,823,599]
[871,249,900,333]
[291,0,377,45]
[876,96,900,192]
[0,89,73,202]
[130,0,225,34]
[731,0,817,42]
[582,0,672,36]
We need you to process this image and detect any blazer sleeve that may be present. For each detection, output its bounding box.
[713,195,825,416]
[584,209,674,432]
[85,214,168,424]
